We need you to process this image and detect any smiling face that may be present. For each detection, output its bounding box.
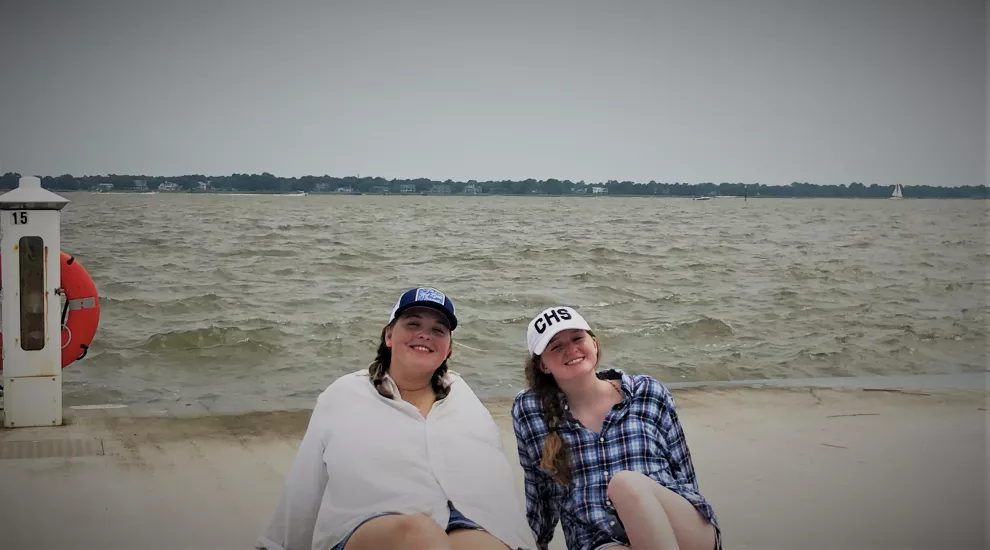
[384,307,452,380]
[539,328,599,381]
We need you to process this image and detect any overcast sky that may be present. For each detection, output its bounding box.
[0,0,985,186]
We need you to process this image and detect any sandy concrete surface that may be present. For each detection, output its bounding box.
[0,385,986,550]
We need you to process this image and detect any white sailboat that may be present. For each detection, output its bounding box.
[890,184,903,199]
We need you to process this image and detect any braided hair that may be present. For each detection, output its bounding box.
[523,331,600,486]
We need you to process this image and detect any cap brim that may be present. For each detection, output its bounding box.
[393,302,457,330]
[532,320,591,355]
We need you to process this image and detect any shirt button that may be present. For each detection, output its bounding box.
[606,500,612,506]
[610,521,616,526]
[599,437,605,443]
[603,470,609,477]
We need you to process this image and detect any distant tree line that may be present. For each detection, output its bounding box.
[0,172,985,198]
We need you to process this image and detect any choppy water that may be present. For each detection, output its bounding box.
[43,193,989,410]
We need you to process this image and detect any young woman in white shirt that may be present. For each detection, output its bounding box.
[257,287,537,550]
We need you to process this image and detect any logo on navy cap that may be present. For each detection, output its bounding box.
[415,287,447,307]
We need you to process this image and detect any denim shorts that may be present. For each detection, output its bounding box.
[591,524,722,550]
[331,501,484,550]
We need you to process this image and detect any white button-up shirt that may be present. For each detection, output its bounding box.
[256,369,538,550]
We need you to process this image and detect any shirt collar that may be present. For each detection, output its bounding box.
[597,367,635,400]
[558,367,633,416]
[375,370,457,400]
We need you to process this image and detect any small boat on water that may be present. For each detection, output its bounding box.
[692,196,712,201]
[890,184,903,199]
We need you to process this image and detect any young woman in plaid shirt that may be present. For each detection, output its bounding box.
[511,306,720,550]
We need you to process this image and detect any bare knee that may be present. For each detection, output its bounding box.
[391,514,450,550]
[607,470,655,506]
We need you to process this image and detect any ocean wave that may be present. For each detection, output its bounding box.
[496,315,532,325]
[517,247,575,260]
[646,293,684,303]
[101,292,233,315]
[220,249,299,258]
[135,325,285,354]
[914,324,973,342]
[322,261,372,273]
[565,271,597,283]
[603,317,734,339]
[574,299,636,309]
[580,286,652,301]
[785,267,821,280]
[667,317,735,338]
[588,246,657,261]
[331,251,388,262]
[453,293,546,309]
[313,238,349,246]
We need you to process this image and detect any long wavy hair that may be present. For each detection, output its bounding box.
[368,319,453,400]
[524,330,599,486]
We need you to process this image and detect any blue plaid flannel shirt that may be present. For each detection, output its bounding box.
[511,368,719,550]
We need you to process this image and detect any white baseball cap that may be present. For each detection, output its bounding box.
[527,306,592,355]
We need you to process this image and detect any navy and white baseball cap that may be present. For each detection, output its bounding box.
[388,287,458,330]
[527,306,592,355]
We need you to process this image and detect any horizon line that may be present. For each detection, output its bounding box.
[2,171,985,189]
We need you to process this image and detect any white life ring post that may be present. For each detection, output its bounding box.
[0,176,70,428]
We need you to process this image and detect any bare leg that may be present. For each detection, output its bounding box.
[343,513,452,550]
[607,471,717,550]
[448,529,512,550]
[607,471,680,550]
[647,482,717,550]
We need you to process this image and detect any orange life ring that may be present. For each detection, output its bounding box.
[0,251,100,369]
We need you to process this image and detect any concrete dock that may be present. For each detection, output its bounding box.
[1,377,987,550]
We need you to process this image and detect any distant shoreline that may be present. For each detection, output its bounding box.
[69,189,987,200]
[1,172,985,199]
